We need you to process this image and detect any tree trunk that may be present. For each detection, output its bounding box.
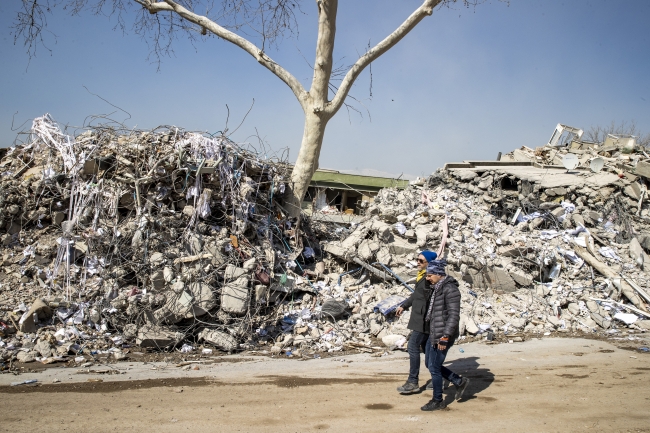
[284,0,337,218]
[287,111,328,217]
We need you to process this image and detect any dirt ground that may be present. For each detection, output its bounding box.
[1,337,649,433]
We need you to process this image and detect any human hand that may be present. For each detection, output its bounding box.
[395,307,404,317]
[437,336,449,351]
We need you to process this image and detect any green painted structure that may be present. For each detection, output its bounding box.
[309,170,409,193]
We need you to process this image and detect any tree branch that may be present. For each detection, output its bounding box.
[309,0,337,115]
[140,0,308,108]
[327,0,442,116]
[133,0,172,12]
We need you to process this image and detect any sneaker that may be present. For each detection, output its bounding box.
[397,381,420,394]
[455,377,470,401]
[425,379,433,390]
[421,399,447,411]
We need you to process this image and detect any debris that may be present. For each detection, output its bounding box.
[197,329,238,352]
[18,299,52,333]
[575,248,646,311]
[374,295,407,315]
[381,334,406,348]
[1,115,650,365]
[136,326,183,349]
[11,379,38,386]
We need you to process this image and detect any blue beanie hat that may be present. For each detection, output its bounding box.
[419,250,437,263]
[427,259,447,276]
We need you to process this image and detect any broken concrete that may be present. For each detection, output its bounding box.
[136,325,183,348]
[221,277,250,315]
[197,329,238,352]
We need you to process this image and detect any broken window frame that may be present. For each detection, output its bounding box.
[547,123,584,147]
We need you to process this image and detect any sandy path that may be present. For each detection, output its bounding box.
[1,337,649,433]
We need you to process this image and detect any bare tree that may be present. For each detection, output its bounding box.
[585,120,650,147]
[12,0,481,217]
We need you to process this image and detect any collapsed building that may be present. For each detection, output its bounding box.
[320,123,650,343]
[303,169,409,216]
[1,118,649,368]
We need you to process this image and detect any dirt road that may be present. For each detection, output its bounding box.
[1,337,649,433]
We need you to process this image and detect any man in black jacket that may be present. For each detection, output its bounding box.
[421,259,470,411]
[394,250,437,394]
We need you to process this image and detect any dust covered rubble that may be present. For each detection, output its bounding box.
[2,116,650,371]
[0,114,308,367]
[317,132,650,349]
[0,115,444,367]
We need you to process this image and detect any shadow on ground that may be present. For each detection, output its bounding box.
[411,356,495,406]
[443,356,495,405]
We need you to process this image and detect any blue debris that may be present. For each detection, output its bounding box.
[374,295,407,315]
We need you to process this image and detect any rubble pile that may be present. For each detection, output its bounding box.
[318,128,650,346]
[1,117,650,368]
[0,114,304,364]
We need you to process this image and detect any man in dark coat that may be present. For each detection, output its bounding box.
[394,250,437,394]
[421,259,470,411]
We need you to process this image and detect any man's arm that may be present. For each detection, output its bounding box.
[401,291,415,310]
[395,291,415,316]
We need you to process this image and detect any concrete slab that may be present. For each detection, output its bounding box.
[447,165,620,189]
[221,276,250,314]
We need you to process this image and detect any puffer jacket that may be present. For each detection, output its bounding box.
[427,276,461,345]
[400,276,432,334]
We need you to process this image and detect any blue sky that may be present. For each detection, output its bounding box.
[1,0,649,179]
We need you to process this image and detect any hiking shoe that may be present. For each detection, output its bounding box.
[455,377,470,401]
[421,399,447,411]
[397,381,420,394]
[425,379,433,390]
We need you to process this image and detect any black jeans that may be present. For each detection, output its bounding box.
[426,339,462,401]
[407,331,429,384]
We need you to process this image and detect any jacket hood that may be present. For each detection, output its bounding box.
[443,275,459,288]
